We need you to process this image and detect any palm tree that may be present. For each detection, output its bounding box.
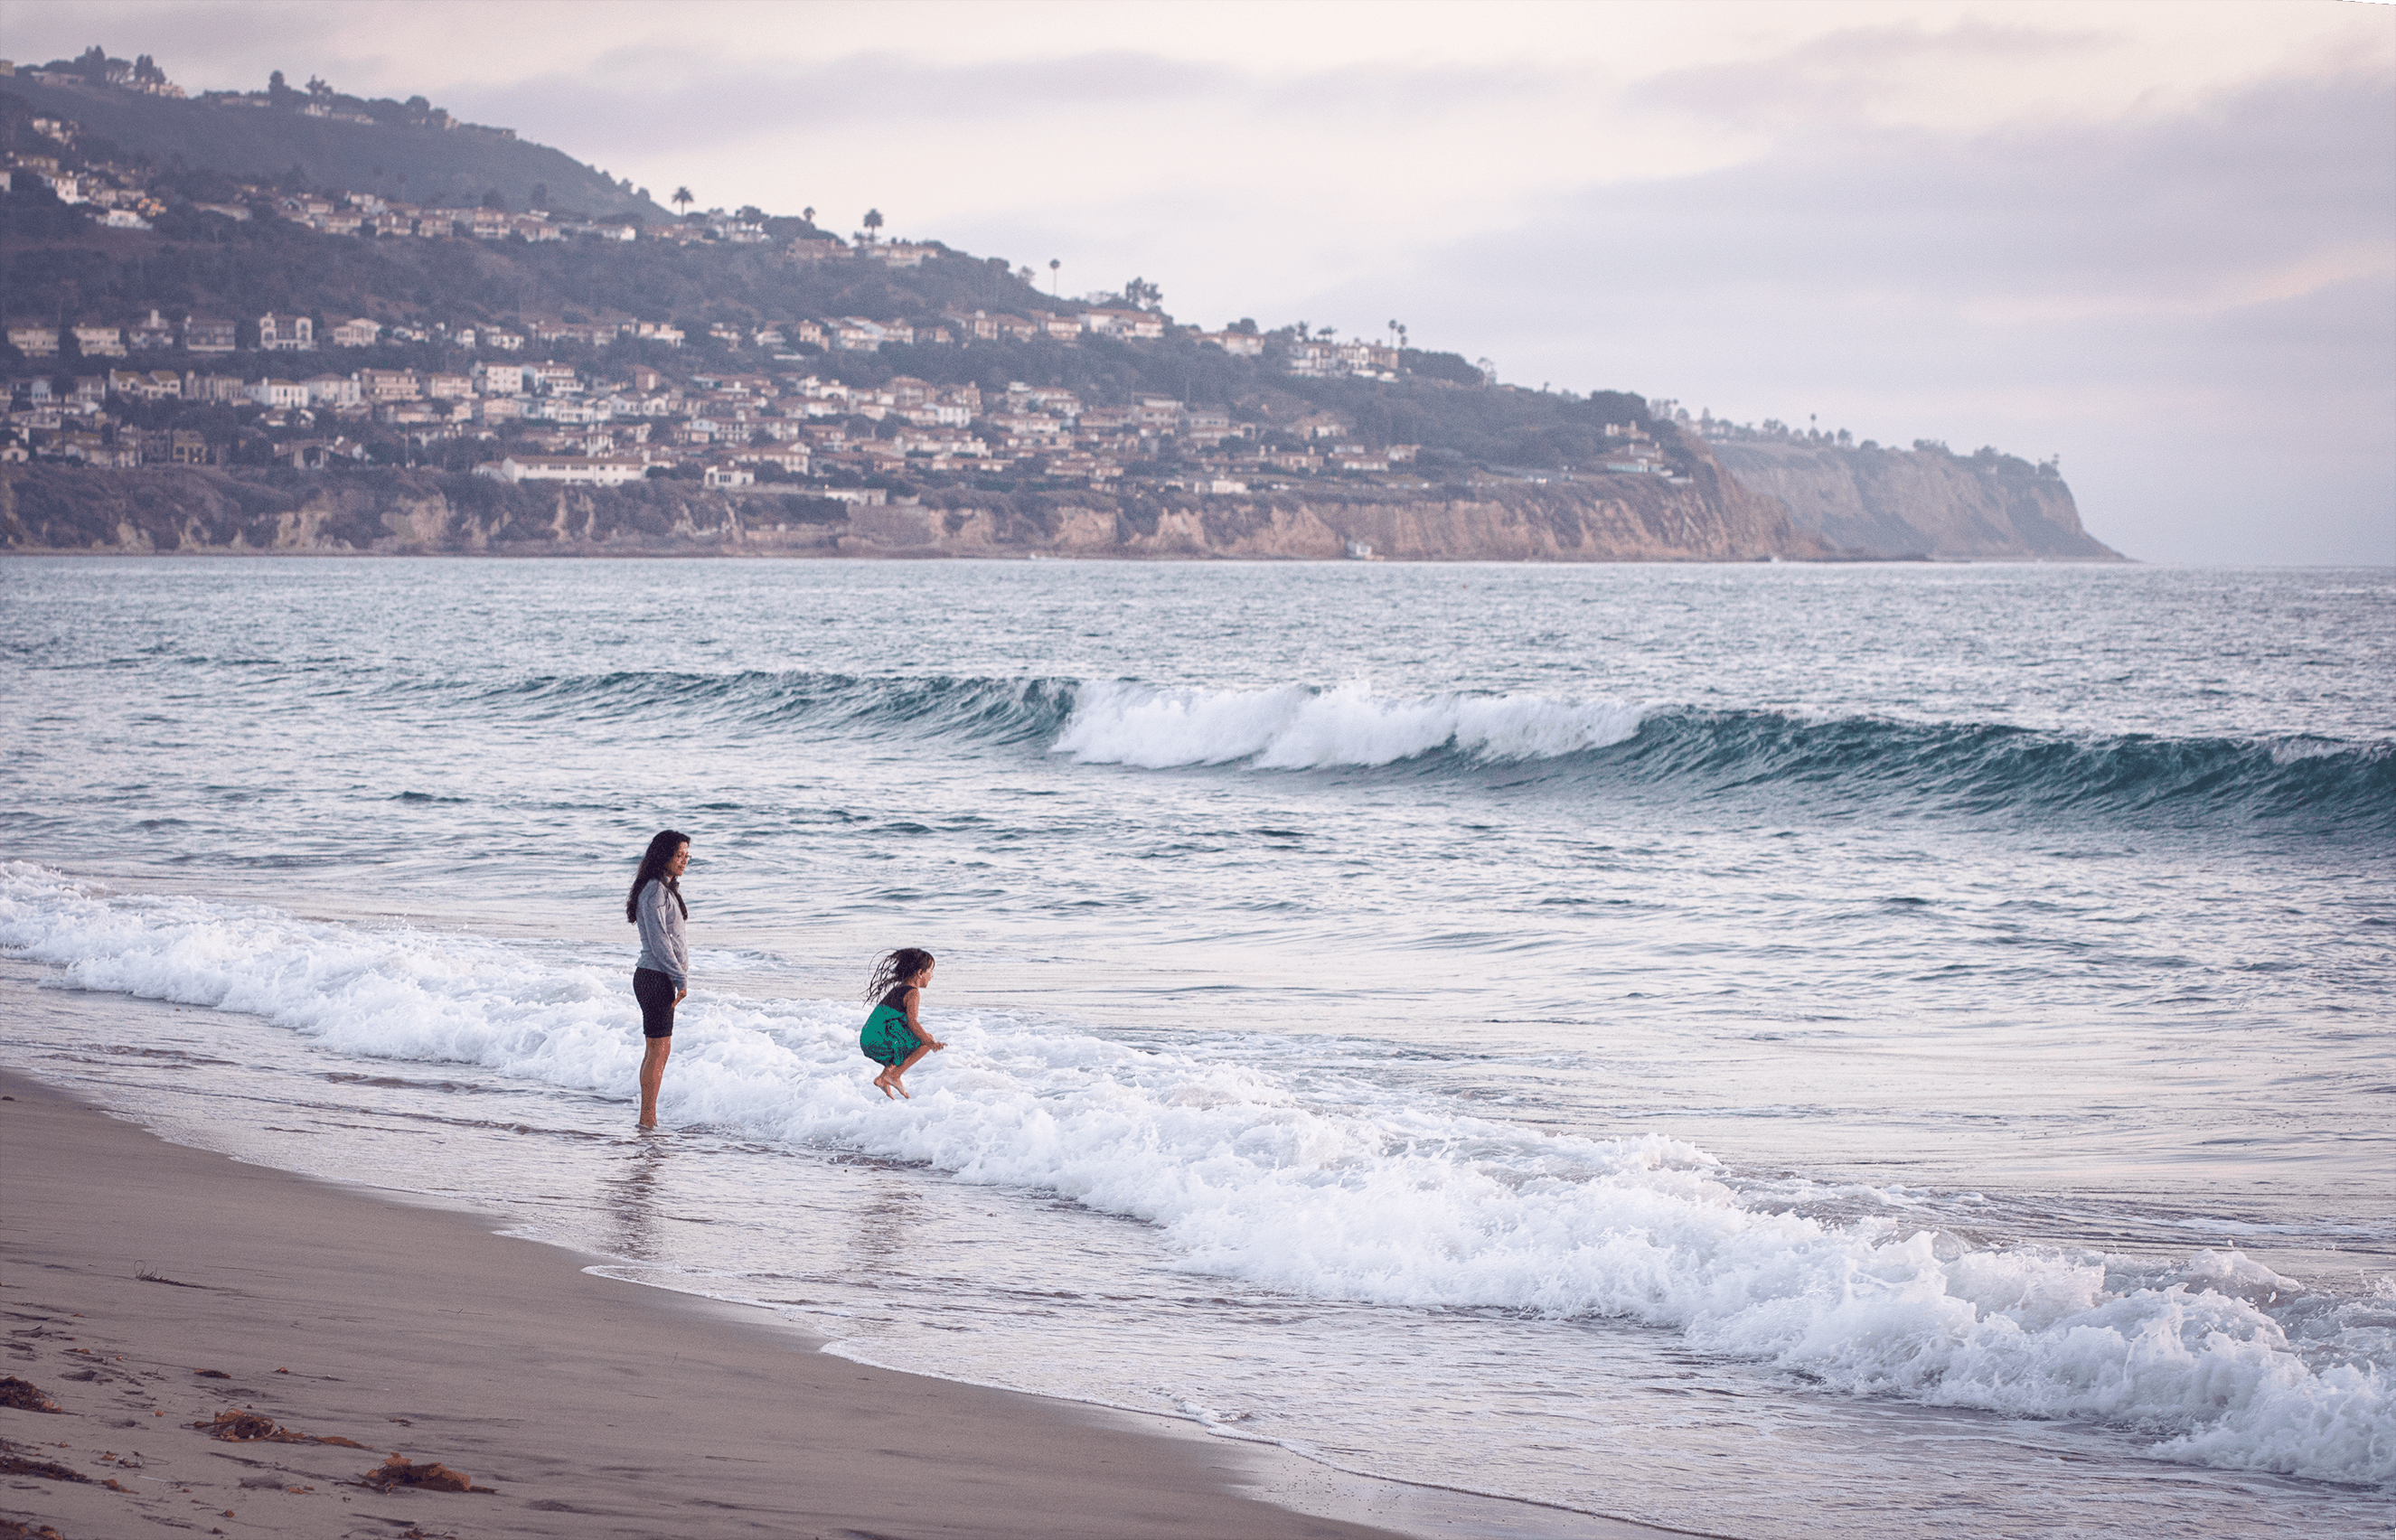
[672,185,693,217]
[863,208,884,242]
[1048,258,1060,296]
[801,206,814,225]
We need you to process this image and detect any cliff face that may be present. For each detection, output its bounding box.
[0,447,1831,562]
[1708,441,2123,560]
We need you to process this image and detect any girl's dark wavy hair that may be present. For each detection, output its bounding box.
[866,947,935,1003]
[625,830,691,924]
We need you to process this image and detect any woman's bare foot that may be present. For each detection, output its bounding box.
[890,1075,911,1099]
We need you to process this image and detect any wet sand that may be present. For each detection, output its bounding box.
[0,1070,1475,1539]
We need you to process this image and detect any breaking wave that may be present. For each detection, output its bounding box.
[418,670,2392,832]
[1053,680,2393,832]
[3,859,2388,1488]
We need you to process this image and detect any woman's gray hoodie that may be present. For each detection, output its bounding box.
[634,878,689,991]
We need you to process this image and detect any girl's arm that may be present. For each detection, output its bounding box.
[901,986,946,1050]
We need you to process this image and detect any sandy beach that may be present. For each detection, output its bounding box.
[0,1069,1663,1540]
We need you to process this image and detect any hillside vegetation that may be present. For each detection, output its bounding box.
[3,72,653,217]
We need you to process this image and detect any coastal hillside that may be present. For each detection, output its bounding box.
[0,424,1821,559]
[0,45,2117,562]
[1709,439,2121,560]
[2,61,654,217]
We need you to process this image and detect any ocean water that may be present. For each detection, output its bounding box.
[2,556,2391,1537]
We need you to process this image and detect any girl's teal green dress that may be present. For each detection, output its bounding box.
[860,987,921,1066]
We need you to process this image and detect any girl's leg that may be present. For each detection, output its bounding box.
[638,1037,672,1127]
[888,1042,934,1098]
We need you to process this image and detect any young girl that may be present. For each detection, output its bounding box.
[860,947,945,1099]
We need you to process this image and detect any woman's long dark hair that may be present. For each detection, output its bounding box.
[866,947,935,1003]
[625,829,691,923]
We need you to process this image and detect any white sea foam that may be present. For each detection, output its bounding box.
[4,860,2390,1488]
[1052,681,1649,768]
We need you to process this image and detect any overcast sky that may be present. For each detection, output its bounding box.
[14,1,2393,562]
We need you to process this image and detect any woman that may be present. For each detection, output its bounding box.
[626,829,691,1130]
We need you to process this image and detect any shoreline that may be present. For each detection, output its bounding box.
[0,1066,1679,1540]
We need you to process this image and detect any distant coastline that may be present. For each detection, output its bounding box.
[3,53,2119,562]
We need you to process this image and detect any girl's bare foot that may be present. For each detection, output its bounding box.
[891,1076,911,1099]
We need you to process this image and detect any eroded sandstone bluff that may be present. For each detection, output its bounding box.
[1708,440,2122,560]
[0,441,1828,562]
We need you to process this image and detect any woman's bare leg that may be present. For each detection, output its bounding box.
[638,1037,672,1127]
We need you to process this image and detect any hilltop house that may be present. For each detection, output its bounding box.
[303,374,362,408]
[1284,340,1334,377]
[128,309,176,350]
[1199,330,1264,357]
[1084,309,1167,341]
[942,309,1000,342]
[328,318,382,348]
[1183,408,1236,446]
[182,373,249,405]
[358,369,421,402]
[181,318,237,352]
[107,369,182,401]
[475,454,649,486]
[832,318,889,351]
[258,313,314,352]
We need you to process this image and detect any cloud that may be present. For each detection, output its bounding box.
[1630,18,2112,130]
[1283,66,2394,561]
[446,48,1559,174]
[464,49,1243,151]
[1668,75,2381,305]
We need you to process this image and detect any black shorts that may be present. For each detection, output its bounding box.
[633,967,679,1039]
